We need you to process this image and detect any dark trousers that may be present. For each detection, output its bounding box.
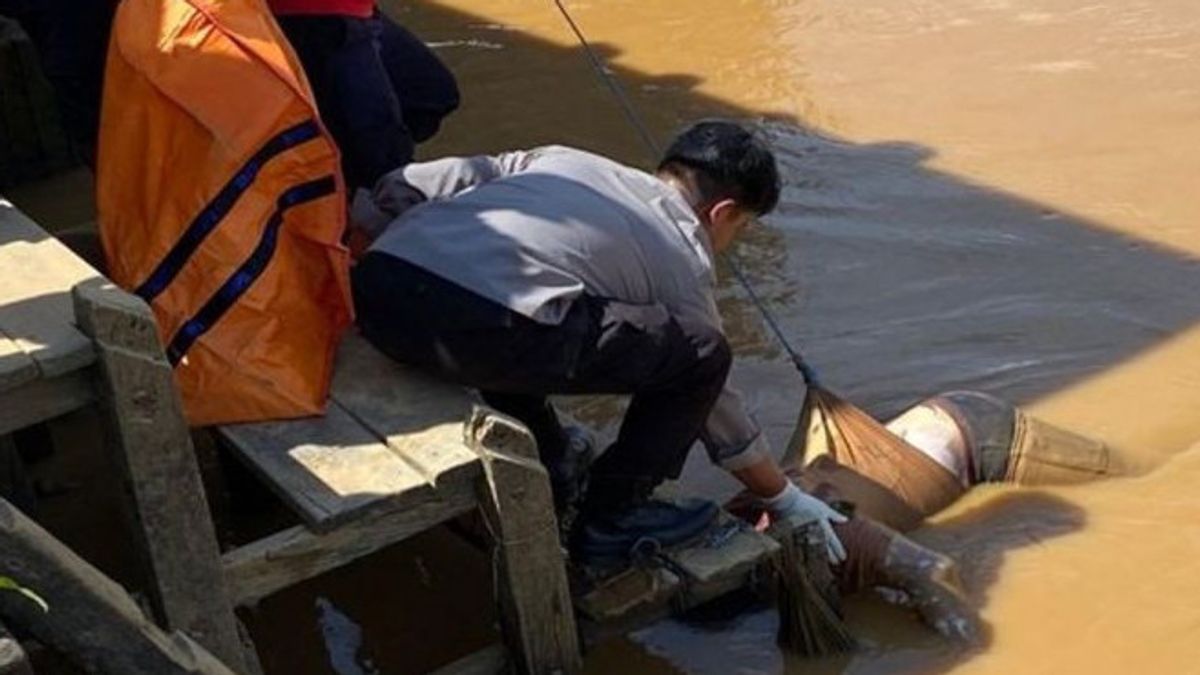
[351,254,732,499]
[1,0,117,167]
[277,12,460,191]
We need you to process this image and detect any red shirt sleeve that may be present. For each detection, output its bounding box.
[267,0,374,18]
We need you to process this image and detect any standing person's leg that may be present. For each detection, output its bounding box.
[277,14,413,191]
[375,13,460,143]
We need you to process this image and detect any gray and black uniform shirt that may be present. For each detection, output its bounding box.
[364,145,769,470]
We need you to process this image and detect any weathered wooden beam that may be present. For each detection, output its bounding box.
[330,335,481,489]
[575,513,779,644]
[218,402,434,533]
[427,643,508,675]
[0,331,38,395]
[0,198,97,380]
[0,619,32,675]
[71,280,254,673]
[0,371,94,437]
[0,497,236,674]
[466,408,582,675]
[222,484,478,606]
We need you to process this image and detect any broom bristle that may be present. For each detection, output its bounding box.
[773,523,856,657]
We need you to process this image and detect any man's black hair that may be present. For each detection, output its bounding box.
[657,120,781,216]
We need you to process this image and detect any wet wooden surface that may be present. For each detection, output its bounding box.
[0,197,99,434]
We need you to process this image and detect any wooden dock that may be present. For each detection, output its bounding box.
[0,197,247,673]
[0,194,796,674]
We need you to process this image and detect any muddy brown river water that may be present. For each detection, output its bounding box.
[8,0,1200,672]
[396,0,1200,672]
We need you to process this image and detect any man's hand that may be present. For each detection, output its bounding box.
[372,178,426,219]
[765,483,848,563]
[349,179,428,247]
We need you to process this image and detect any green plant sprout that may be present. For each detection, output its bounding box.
[0,576,48,613]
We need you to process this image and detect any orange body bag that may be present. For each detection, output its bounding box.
[96,0,352,425]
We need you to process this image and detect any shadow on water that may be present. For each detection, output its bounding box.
[849,491,1089,674]
[914,491,1089,618]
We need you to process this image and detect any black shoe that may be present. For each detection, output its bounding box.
[570,497,719,567]
[546,425,595,513]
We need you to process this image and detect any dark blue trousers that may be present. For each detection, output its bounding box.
[351,253,733,500]
[276,12,460,191]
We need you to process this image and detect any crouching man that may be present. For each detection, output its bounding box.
[350,121,845,566]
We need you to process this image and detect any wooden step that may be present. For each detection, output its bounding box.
[217,334,482,533]
[575,512,781,634]
[216,334,490,607]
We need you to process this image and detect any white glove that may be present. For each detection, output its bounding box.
[764,483,848,563]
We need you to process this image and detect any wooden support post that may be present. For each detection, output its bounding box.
[466,408,581,675]
[71,280,256,674]
[222,486,478,607]
[0,497,236,674]
[0,619,32,675]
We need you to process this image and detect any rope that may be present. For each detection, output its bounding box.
[552,0,662,160]
[550,0,818,386]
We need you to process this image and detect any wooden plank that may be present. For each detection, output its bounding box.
[71,280,252,673]
[331,334,480,488]
[575,514,778,631]
[579,567,765,648]
[0,619,32,675]
[578,518,824,650]
[218,401,434,532]
[576,566,681,625]
[222,483,478,606]
[218,407,415,524]
[0,497,237,674]
[0,198,98,380]
[428,643,508,675]
[467,409,582,675]
[670,515,780,585]
[0,331,36,394]
[0,370,94,436]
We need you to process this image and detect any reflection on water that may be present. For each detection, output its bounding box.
[316,597,379,675]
